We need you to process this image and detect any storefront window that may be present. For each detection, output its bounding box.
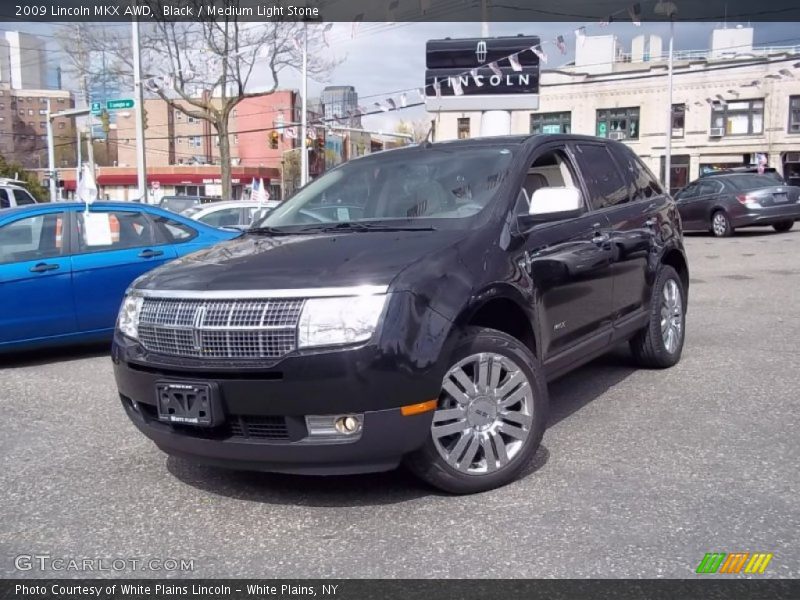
[530,112,571,135]
[711,99,764,135]
[596,107,640,140]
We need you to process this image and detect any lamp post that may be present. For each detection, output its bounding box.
[300,23,309,187]
[656,1,677,193]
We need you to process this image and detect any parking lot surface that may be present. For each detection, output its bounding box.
[1,229,799,578]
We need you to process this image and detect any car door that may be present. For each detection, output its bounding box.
[0,209,77,346]
[674,182,699,229]
[518,142,614,361]
[70,207,178,333]
[604,143,670,322]
[693,179,725,227]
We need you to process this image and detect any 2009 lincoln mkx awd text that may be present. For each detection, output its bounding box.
[113,134,689,494]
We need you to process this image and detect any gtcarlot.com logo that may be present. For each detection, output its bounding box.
[696,552,773,574]
[14,554,195,573]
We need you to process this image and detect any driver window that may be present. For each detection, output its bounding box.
[518,149,581,215]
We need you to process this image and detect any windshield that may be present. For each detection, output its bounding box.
[257,146,514,231]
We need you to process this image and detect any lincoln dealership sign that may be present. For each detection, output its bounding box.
[425,35,541,111]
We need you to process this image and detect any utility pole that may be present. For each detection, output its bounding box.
[300,22,309,186]
[132,19,148,201]
[481,0,489,37]
[664,17,675,193]
[46,99,57,203]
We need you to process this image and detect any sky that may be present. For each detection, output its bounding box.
[5,20,799,133]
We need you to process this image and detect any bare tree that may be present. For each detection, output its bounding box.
[84,1,336,199]
[395,118,431,144]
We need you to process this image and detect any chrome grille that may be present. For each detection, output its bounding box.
[138,298,304,359]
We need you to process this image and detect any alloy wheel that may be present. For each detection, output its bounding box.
[660,279,683,354]
[432,353,534,475]
[712,213,728,237]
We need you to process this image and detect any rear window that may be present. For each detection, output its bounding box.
[723,175,780,191]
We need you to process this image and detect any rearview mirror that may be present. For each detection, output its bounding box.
[528,187,583,222]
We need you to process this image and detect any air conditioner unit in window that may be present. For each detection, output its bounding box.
[709,127,725,137]
[608,131,626,140]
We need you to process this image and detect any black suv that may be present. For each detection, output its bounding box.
[113,135,689,494]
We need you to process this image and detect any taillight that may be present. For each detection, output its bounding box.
[736,194,750,204]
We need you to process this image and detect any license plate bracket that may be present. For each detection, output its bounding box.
[156,382,223,427]
[773,193,788,203]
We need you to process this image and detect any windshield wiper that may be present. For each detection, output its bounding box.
[315,222,438,233]
[247,227,307,236]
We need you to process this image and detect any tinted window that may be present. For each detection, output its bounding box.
[611,145,663,202]
[698,180,724,196]
[152,216,197,242]
[0,212,65,264]
[12,189,36,205]
[199,207,242,228]
[723,174,780,191]
[574,144,628,210]
[675,183,698,200]
[0,189,9,209]
[76,211,157,253]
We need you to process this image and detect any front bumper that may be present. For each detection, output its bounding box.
[732,204,800,227]
[112,334,441,475]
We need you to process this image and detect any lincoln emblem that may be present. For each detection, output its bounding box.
[476,40,487,64]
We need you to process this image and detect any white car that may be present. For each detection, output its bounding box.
[0,179,38,209]
[182,200,279,229]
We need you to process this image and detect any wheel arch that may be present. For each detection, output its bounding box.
[454,287,538,360]
[660,247,690,309]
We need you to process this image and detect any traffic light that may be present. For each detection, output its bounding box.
[270,130,279,149]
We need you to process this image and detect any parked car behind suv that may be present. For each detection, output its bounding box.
[0,179,38,208]
[675,173,800,236]
[159,195,218,215]
[113,135,689,493]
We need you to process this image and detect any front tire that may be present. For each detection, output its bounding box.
[406,327,548,494]
[773,220,794,233]
[711,210,733,237]
[630,265,686,369]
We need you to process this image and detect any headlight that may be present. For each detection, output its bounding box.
[298,294,387,348]
[117,294,144,340]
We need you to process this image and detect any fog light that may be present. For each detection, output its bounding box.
[335,416,362,434]
[304,414,364,444]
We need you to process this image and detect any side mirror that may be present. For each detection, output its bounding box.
[527,187,583,222]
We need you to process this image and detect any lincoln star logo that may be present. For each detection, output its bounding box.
[476,40,487,64]
[192,306,206,351]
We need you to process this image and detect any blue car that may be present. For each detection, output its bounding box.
[0,202,239,352]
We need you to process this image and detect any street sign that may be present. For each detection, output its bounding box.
[90,101,102,116]
[106,99,135,111]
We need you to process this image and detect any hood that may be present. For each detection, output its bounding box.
[133,230,469,292]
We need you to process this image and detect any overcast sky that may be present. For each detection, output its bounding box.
[7,20,798,132]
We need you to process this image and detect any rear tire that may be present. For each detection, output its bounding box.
[630,265,686,369]
[711,210,733,237]
[406,327,548,494]
[773,220,794,233]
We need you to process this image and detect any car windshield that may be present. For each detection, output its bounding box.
[724,175,781,191]
[256,146,515,231]
[181,206,203,217]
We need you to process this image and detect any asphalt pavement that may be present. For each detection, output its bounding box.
[1,227,799,579]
